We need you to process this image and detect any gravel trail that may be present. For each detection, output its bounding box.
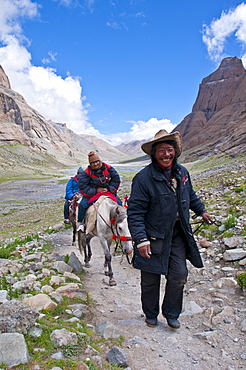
[51,228,246,370]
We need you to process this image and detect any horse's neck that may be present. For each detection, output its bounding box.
[98,198,116,221]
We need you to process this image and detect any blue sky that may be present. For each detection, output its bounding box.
[0,0,246,145]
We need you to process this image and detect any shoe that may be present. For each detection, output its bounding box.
[162,314,180,330]
[77,223,85,232]
[64,219,70,224]
[145,317,158,327]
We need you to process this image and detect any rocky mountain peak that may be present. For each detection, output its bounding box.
[192,56,246,116]
[0,65,11,89]
[173,57,246,160]
[202,56,245,83]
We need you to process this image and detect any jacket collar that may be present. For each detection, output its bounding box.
[150,159,181,181]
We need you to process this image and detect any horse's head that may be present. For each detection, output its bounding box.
[74,192,82,202]
[110,205,133,256]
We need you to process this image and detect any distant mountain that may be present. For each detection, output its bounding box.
[0,65,125,168]
[115,139,148,156]
[174,57,246,161]
[1,57,246,172]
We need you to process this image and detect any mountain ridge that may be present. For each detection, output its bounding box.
[0,57,246,175]
[0,66,126,174]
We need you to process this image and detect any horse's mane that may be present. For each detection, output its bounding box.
[105,199,126,224]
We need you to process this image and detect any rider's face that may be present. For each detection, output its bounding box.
[90,160,102,170]
[154,143,176,168]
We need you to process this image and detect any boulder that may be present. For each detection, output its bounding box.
[0,333,29,367]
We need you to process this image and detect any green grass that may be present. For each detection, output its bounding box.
[237,271,246,288]
[224,216,237,230]
[186,154,245,174]
[0,234,40,258]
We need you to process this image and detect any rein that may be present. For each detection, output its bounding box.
[191,215,222,233]
[93,203,111,228]
[93,204,133,264]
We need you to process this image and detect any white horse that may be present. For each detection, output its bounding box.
[78,196,133,286]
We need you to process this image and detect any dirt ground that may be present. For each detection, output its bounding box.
[50,228,246,370]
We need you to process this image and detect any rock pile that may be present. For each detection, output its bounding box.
[0,239,125,369]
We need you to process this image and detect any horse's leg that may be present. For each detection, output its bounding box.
[78,231,90,267]
[84,235,92,268]
[87,237,92,262]
[72,219,76,246]
[101,237,116,286]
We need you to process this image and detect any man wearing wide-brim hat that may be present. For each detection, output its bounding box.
[127,129,211,329]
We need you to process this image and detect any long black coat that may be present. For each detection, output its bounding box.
[127,160,206,275]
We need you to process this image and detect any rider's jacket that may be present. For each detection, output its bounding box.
[78,163,120,198]
[65,175,79,200]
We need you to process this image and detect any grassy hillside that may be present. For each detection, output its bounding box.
[0,144,87,181]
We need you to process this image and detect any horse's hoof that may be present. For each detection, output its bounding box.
[109,279,117,286]
[85,262,91,268]
[105,271,109,276]
[72,242,76,246]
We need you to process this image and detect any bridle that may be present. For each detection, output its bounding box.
[110,217,133,265]
[69,193,82,214]
[93,203,133,264]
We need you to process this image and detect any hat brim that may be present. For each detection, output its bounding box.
[141,131,182,157]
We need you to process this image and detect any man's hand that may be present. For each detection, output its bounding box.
[138,244,152,258]
[97,187,107,193]
[201,212,212,224]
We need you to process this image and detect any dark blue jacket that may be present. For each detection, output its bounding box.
[78,163,120,197]
[127,160,205,274]
[65,175,79,200]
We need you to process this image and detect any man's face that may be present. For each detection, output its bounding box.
[154,142,176,168]
[90,160,102,170]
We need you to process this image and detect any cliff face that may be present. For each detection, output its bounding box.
[175,57,246,160]
[0,66,124,164]
[1,58,246,165]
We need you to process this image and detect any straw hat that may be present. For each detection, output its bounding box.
[141,129,182,157]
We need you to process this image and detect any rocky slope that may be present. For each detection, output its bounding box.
[0,65,125,172]
[0,161,245,369]
[116,57,246,160]
[175,57,246,161]
[1,57,246,169]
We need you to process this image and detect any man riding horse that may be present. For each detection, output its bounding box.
[77,151,122,232]
[64,166,83,224]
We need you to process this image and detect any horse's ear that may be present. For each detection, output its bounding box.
[110,205,118,220]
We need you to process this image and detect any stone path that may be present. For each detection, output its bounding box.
[52,228,246,370]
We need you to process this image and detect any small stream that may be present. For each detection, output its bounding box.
[0,163,146,202]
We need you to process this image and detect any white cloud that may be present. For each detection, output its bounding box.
[0,0,175,146]
[41,50,57,64]
[0,0,39,42]
[101,118,177,146]
[0,0,98,135]
[202,2,246,65]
